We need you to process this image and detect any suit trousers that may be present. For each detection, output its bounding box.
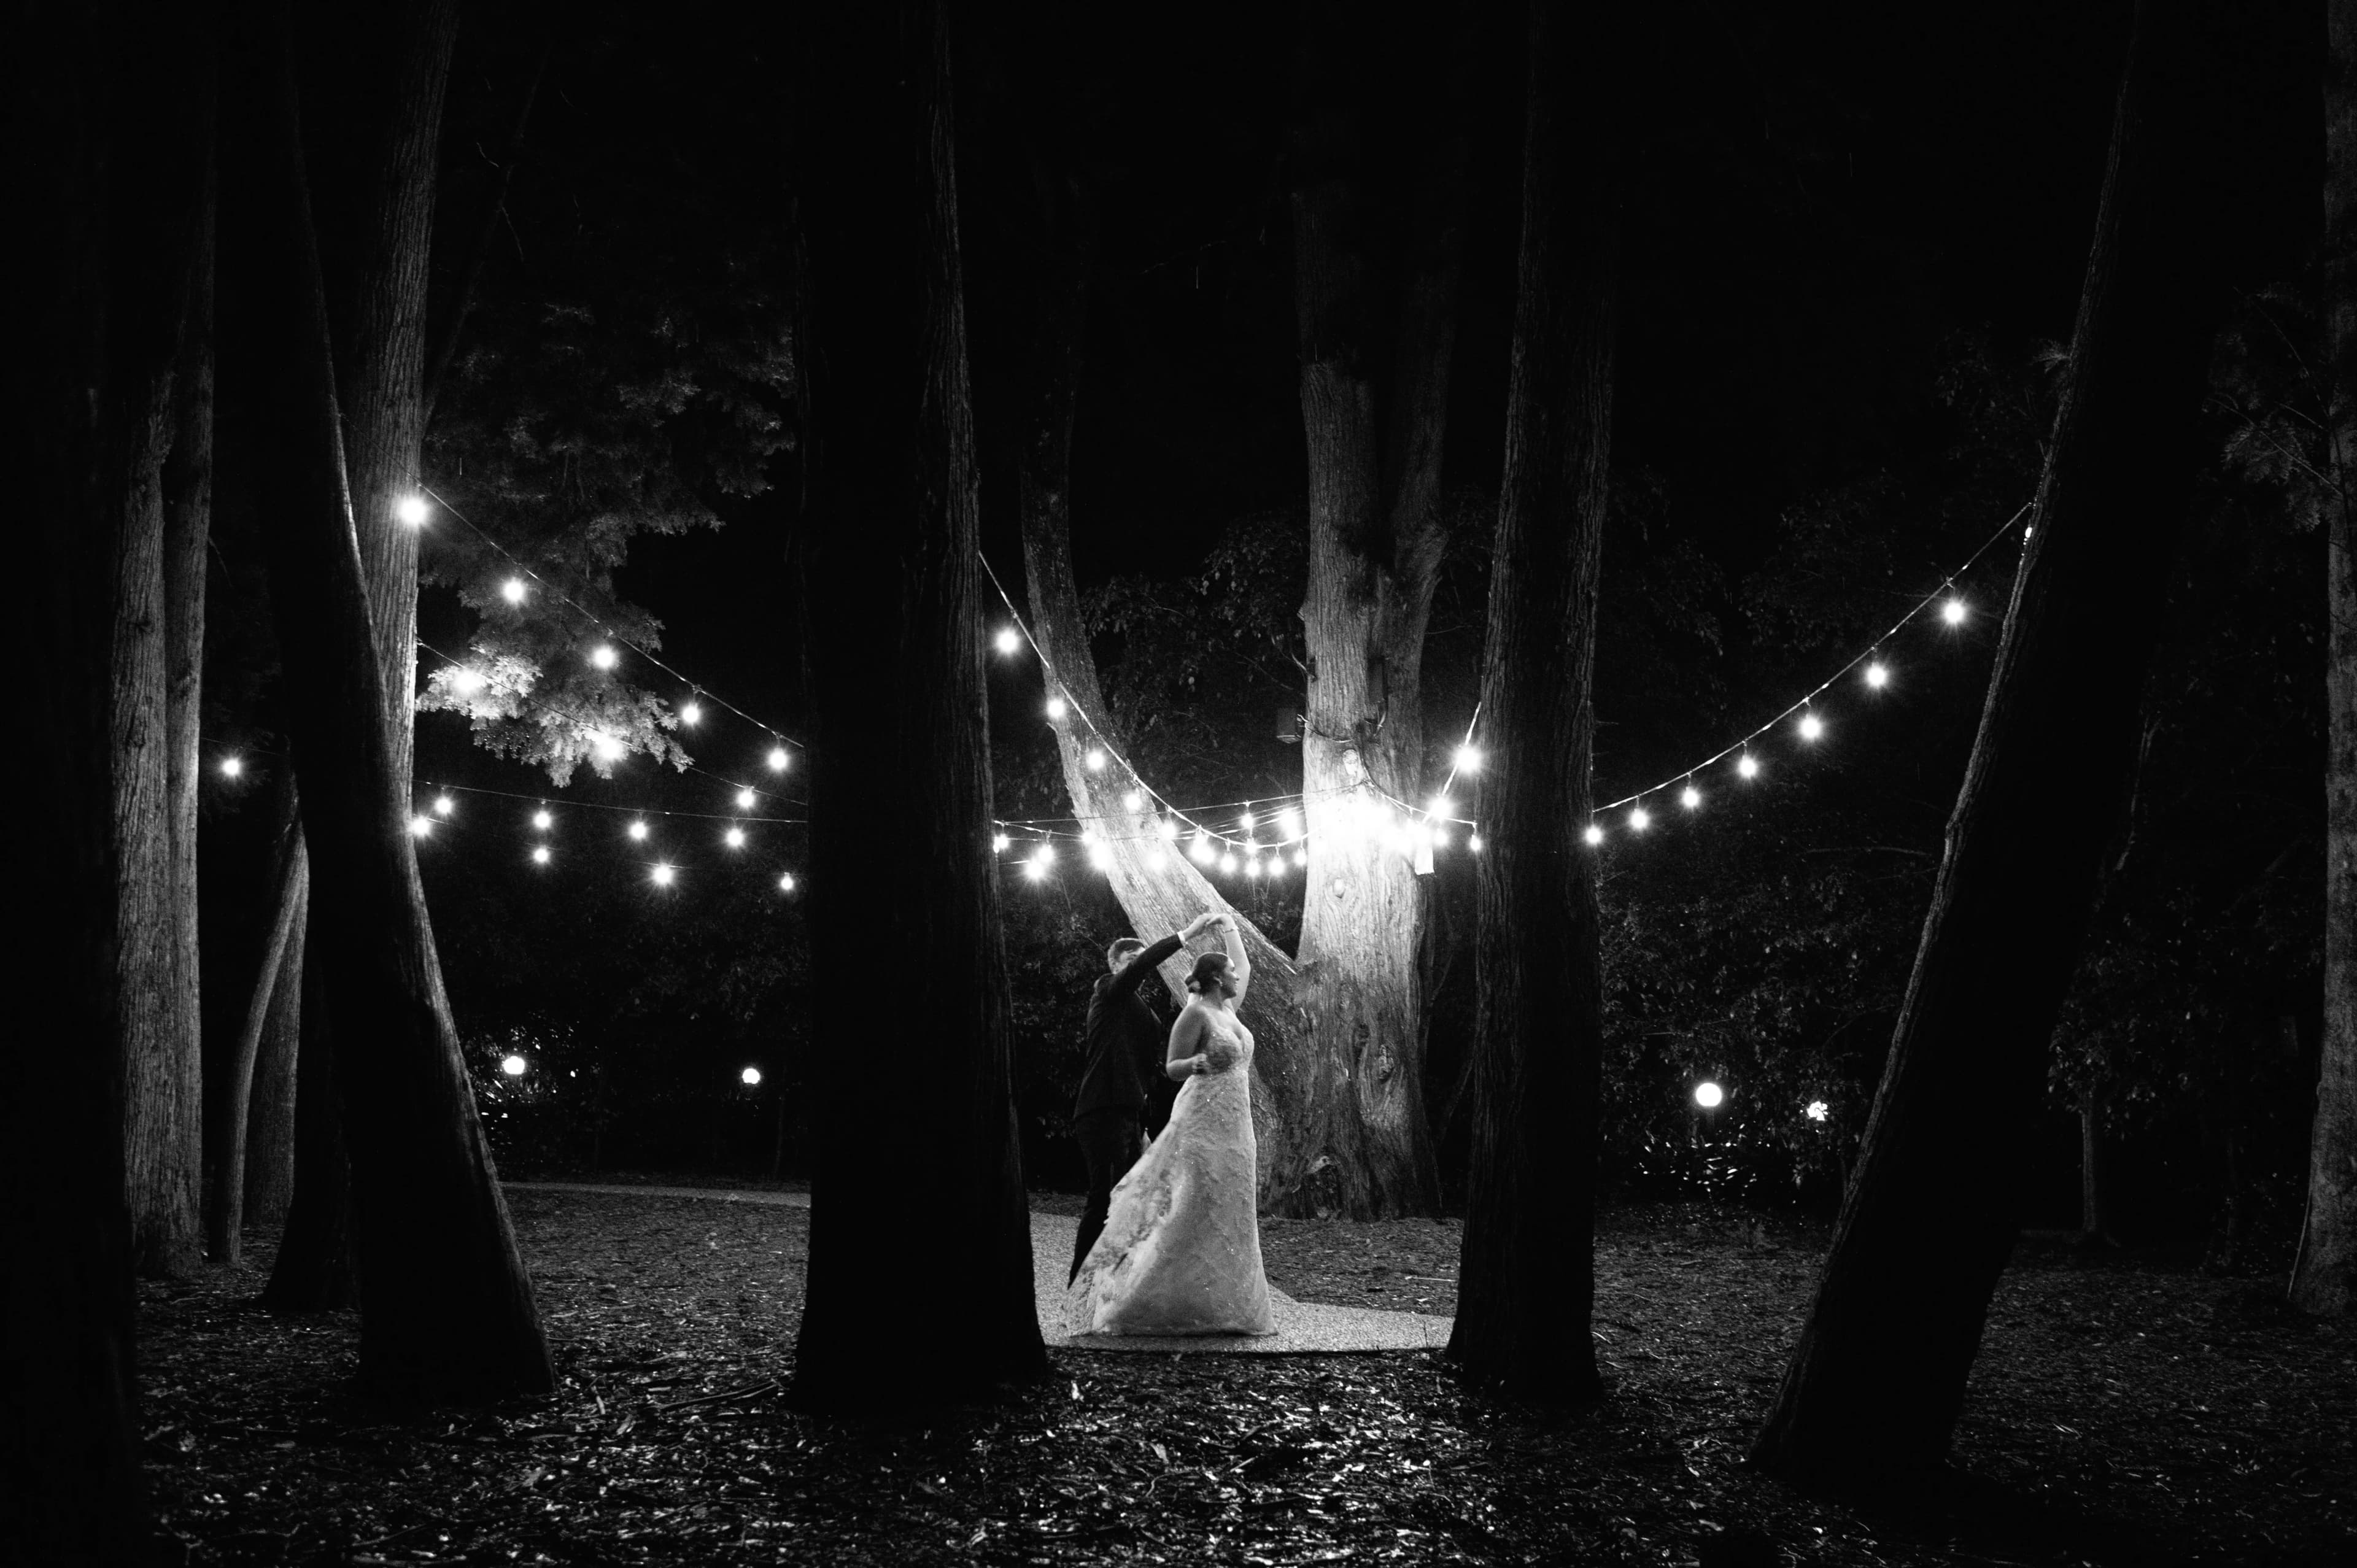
[1069,1105,1144,1284]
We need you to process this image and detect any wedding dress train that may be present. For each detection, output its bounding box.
[1070,1013,1274,1335]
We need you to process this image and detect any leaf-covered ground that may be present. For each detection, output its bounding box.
[139,1190,2353,1566]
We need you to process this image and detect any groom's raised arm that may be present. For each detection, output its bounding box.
[1107,932,1184,1002]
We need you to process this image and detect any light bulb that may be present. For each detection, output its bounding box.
[1023,857,1048,881]
[735,787,757,810]
[1085,748,1106,771]
[1279,808,1302,837]
[778,873,796,892]
[433,795,454,816]
[740,1066,762,1087]
[409,816,433,837]
[1079,828,1097,845]
[530,846,551,865]
[627,821,649,841]
[1036,843,1056,864]
[1245,859,1262,878]
[1158,817,1179,840]
[593,733,625,762]
[1432,827,1450,848]
[590,644,618,670]
[1267,855,1287,876]
[220,757,242,778]
[501,577,526,604]
[1865,661,1889,689]
[1737,754,1760,779]
[1629,807,1651,832]
[1467,833,1484,852]
[532,809,552,830]
[1123,790,1144,811]
[1798,713,1824,741]
[395,495,430,527]
[1694,1081,1725,1109]
[724,827,745,848]
[1455,744,1482,773]
[1218,852,1238,874]
[452,668,487,695]
[1680,786,1701,810]
[768,746,790,772]
[1584,824,1605,846]
[650,863,675,887]
[1239,809,1256,830]
[1045,696,1067,720]
[1088,845,1112,870]
[1293,848,1309,867]
[1805,1099,1830,1122]
[500,1053,526,1076]
[681,702,703,727]
[994,627,1021,655]
[1429,797,1453,818]
[1942,598,1967,625]
[1191,840,1215,865]
[991,833,1011,852]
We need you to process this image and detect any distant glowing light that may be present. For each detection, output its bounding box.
[1798,713,1824,741]
[1467,833,1484,852]
[767,746,791,772]
[451,667,487,695]
[991,833,1011,852]
[220,756,243,778]
[1158,817,1180,840]
[1694,1081,1725,1109]
[994,627,1021,655]
[1805,1099,1830,1122]
[500,1054,527,1077]
[1942,598,1967,626]
[627,821,649,841]
[1294,848,1309,867]
[1429,796,1453,818]
[532,809,552,830]
[1023,856,1049,881]
[1267,856,1287,876]
[1045,696,1067,720]
[590,644,618,670]
[1218,852,1238,874]
[740,1067,762,1087]
[1737,754,1760,779]
[778,873,797,892]
[501,577,526,604]
[724,827,746,849]
[1191,839,1215,865]
[1584,823,1606,846]
[1245,858,1263,878]
[1865,661,1889,689]
[1679,786,1701,810]
[1279,808,1302,837]
[1628,807,1651,832]
[650,863,675,887]
[1239,810,1256,830]
[1455,745,1482,773]
[1036,843,1057,865]
[530,846,551,865]
[1123,790,1144,811]
[1085,748,1106,771]
[592,732,625,762]
[1088,845,1113,871]
[395,495,430,527]
[1431,827,1450,848]
[430,795,453,817]
[409,816,434,837]
[735,787,757,810]
[681,702,703,727]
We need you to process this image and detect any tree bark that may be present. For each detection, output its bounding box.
[1445,0,1620,1404]
[2078,1084,2116,1248]
[2291,0,2357,1318]
[1752,0,2222,1485]
[330,0,460,793]
[1278,3,1469,1218]
[234,2,550,1397]
[245,865,308,1230]
[207,806,307,1267]
[260,899,356,1313]
[421,40,549,418]
[791,0,1046,1408]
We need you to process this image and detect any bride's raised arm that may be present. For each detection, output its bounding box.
[1218,913,1250,1003]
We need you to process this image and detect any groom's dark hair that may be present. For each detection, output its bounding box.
[1106,937,1147,968]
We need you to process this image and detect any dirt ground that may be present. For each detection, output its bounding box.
[136,1189,2355,1566]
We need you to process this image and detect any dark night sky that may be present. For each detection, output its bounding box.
[417,0,2323,801]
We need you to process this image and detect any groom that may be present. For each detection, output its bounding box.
[1069,911,1218,1284]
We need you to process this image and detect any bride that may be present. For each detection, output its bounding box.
[1070,912,1275,1336]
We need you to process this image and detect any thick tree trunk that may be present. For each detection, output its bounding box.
[235,6,550,1397]
[1445,0,1619,1404]
[2079,1085,2116,1247]
[260,905,356,1313]
[2291,0,2357,1318]
[1277,4,1467,1218]
[245,880,306,1229]
[207,813,307,1267]
[791,0,1045,1408]
[330,0,459,793]
[1752,0,2220,1485]
[5,2,215,1553]
[422,41,549,417]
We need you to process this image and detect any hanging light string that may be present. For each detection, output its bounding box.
[403,779,801,892]
[413,482,804,760]
[412,777,804,826]
[1579,500,2032,838]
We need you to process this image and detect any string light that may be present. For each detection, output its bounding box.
[1737,754,1760,779]
[1045,695,1067,720]
[592,733,625,762]
[501,577,526,604]
[1629,806,1652,832]
[1245,858,1262,878]
[681,702,703,727]
[590,645,618,670]
[409,816,434,837]
[1942,598,1968,626]
[220,757,242,778]
[451,667,488,695]
[1680,785,1701,810]
[650,863,676,887]
[627,821,649,841]
[396,495,430,527]
[530,846,551,865]
[1805,1099,1830,1122]
[1468,833,1484,852]
[1694,1081,1725,1109]
[1023,856,1049,881]
[1431,827,1450,848]
[1123,790,1144,811]
[1158,817,1179,840]
[1865,661,1889,689]
[1428,796,1453,817]
[735,787,757,809]
[767,746,789,772]
[778,873,796,892]
[1218,851,1238,874]
[1455,745,1482,773]
[532,809,552,830]
[994,627,1021,655]
[1584,824,1605,846]
[433,795,455,816]
[740,1066,763,1086]
[1797,713,1824,742]
[1239,809,1256,830]
[1293,847,1309,867]
[500,1053,526,1076]
[1085,748,1106,771]
[724,827,746,848]
[991,832,1011,852]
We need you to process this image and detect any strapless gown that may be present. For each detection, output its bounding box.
[1070,1011,1275,1335]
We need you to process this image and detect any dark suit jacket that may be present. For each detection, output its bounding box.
[1072,933,1182,1118]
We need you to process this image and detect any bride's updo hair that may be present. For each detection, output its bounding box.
[1185,951,1236,997]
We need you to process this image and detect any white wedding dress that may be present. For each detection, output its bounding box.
[1070,1007,1275,1335]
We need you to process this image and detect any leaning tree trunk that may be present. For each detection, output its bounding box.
[1009,166,1306,1193]
[1446,0,1620,1404]
[789,0,1045,1410]
[2291,0,2357,1318]
[1276,2,1468,1218]
[259,899,356,1313]
[330,0,458,793]
[1752,0,2221,1485]
[206,806,307,1267]
[244,875,306,1229]
[236,5,550,1397]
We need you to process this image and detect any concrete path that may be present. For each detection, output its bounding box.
[506,1180,1452,1356]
